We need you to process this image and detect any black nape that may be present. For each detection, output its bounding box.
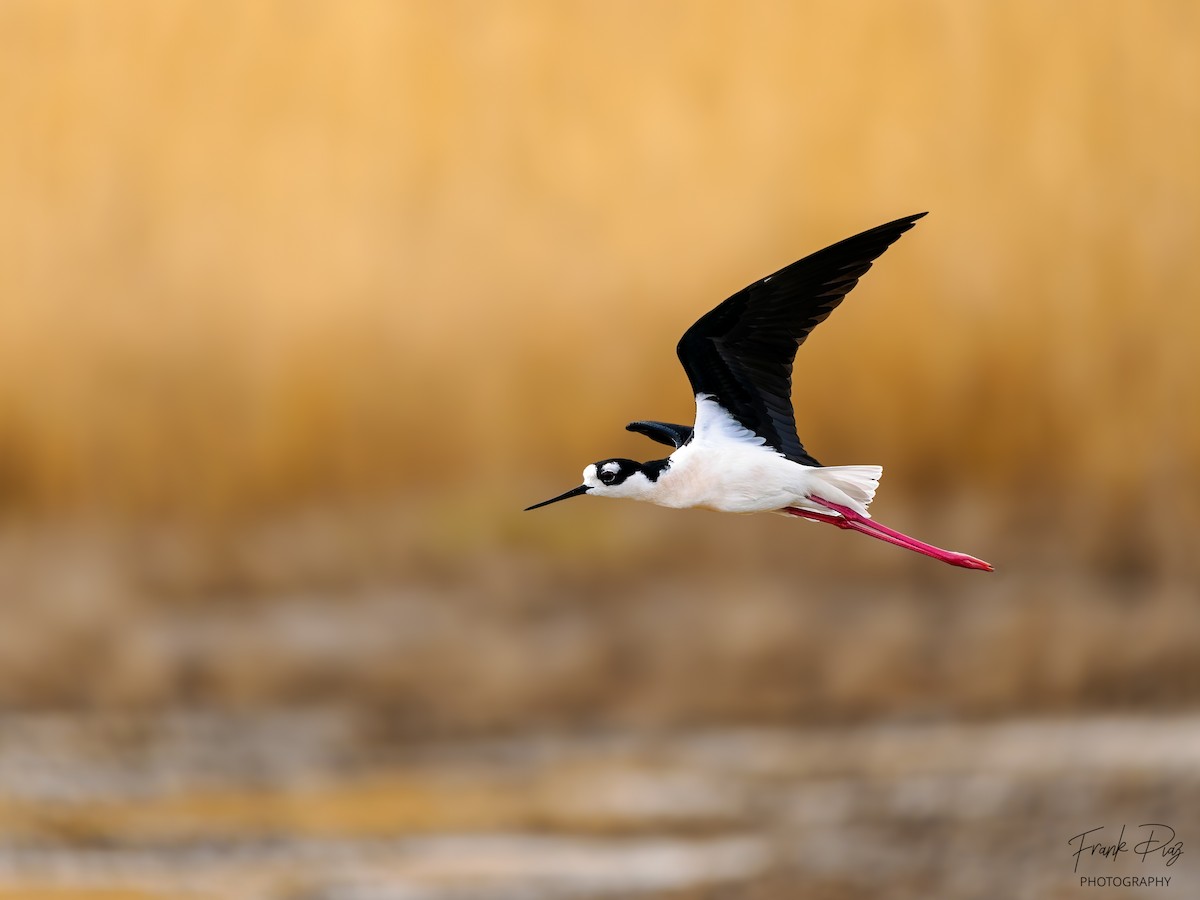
[640,458,671,482]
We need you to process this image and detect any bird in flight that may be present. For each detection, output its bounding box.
[526,213,992,571]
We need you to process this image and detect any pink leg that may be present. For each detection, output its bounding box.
[783,499,993,572]
[783,505,963,557]
[784,508,853,528]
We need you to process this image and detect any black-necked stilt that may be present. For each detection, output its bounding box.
[526,213,993,571]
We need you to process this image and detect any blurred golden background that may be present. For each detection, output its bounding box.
[0,2,1198,898]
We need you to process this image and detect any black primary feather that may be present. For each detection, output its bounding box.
[675,212,927,466]
[626,420,694,449]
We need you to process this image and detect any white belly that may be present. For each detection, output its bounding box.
[646,395,881,516]
[652,442,815,512]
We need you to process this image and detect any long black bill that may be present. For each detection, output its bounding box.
[524,484,590,511]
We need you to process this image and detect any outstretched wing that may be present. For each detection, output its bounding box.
[676,212,926,466]
[626,420,694,449]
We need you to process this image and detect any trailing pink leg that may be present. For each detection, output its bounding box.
[782,508,852,528]
[783,505,962,558]
[783,498,993,572]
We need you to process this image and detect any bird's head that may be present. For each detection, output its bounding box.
[525,458,660,510]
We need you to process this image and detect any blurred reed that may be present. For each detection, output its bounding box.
[0,0,1196,547]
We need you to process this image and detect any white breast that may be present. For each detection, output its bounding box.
[649,395,818,513]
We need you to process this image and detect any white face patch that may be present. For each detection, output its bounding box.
[601,461,621,476]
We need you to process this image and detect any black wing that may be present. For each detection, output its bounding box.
[626,420,694,449]
[676,212,927,466]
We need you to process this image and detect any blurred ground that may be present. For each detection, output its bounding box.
[0,711,1196,899]
[1,2,1199,898]
[1,502,1198,720]
[0,506,1196,898]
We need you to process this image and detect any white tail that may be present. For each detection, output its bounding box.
[808,465,882,517]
